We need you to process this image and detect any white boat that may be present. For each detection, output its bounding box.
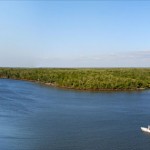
[141,126,150,133]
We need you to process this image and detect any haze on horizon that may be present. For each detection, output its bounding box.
[0,1,150,68]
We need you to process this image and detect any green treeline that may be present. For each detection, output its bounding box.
[0,68,150,90]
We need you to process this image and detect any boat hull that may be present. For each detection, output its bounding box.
[141,127,150,133]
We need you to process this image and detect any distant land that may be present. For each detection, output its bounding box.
[0,68,150,91]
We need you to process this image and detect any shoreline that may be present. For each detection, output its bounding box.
[1,78,146,92]
[44,82,146,92]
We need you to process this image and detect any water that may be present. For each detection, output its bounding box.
[0,79,150,150]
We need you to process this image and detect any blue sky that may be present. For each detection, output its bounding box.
[0,1,150,67]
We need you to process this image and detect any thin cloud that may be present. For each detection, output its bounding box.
[36,50,150,67]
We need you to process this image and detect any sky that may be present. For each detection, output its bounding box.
[0,1,150,68]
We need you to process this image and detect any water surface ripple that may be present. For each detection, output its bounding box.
[0,79,150,150]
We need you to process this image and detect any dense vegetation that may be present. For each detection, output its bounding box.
[0,68,150,91]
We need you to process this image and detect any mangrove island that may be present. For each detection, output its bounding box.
[0,68,150,91]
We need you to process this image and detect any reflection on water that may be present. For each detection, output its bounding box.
[0,79,150,150]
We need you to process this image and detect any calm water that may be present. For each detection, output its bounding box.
[0,79,150,150]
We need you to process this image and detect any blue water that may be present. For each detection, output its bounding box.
[0,79,150,150]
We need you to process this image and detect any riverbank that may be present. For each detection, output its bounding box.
[0,68,150,91]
